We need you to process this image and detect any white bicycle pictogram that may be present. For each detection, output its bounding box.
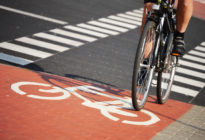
[11,81,160,126]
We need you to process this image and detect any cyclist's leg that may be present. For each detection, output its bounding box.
[172,0,193,56]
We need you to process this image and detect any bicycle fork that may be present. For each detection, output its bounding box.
[151,15,166,69]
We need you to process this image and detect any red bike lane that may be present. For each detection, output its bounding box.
[193,1,205,20]
[0,64,192,140]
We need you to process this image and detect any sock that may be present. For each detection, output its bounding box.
[175,30,185,39]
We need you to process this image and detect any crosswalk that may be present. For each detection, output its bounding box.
[0,8,143,65]
[152,43,205,98]
[0,7,205,99]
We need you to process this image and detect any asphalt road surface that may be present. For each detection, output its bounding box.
[0,0,205,105]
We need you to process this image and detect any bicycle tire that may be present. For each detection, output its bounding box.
[157,33,176,104]
[132,21,156,111]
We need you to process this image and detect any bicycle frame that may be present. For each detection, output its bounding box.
[147,0,176,69]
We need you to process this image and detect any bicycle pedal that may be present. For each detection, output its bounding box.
[171,53,181,56]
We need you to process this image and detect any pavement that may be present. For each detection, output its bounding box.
[0,63,204,140]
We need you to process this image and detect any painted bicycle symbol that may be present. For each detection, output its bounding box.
[11,81,160,126]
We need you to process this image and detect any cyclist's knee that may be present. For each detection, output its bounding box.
[178,0,193,8]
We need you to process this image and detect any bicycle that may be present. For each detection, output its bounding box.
[132,0,179,111]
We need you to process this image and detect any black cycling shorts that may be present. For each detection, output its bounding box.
[144,0,157,3]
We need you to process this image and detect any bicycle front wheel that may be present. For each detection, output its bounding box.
[132,21,156,111]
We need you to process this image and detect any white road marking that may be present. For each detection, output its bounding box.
[133,9,143,14]
[108,15,139,25]
[50,29,97,42]
[98,18,137,29]
[171,85,199,97]
[0,53,33,65]
[179,59,205,71]
[183,54,205,64]
[0,5,68,25]
[176,67,205,79]
[195,46,205,52]
[160,73,204,88]
[88,21,128,32]
[77,23,120,35]
[34,32,84,47]
[15,37,69,52]
[0,42,52,58]
[152,79,199,97]
[125,11,143,18]
[64,25,108,38]
[174,75,205,88]
[189,50,205,58]
[201,42,205,46]
[117,13,142,25]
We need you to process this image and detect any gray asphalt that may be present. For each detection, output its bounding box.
[0,0,204,105]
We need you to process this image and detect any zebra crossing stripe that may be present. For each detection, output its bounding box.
[117,14,142,25]
[152,79,199,97]
[174,75,205,88]
[87,21,129,32]
[117,13,142,21]
[188,50,205,58]
[34,32,84,47]
[77,23,120,35]
[179,59,205,71]
[133,9,143,14]
[0,53,33,65]
[195,46,205,52]
[201,42,205,46]
[64,25,109,38]
[176,67,205,79]
[98,18,137,29]
[171,85,199,97]
[159,73,204,88]
[15,37,69,52]
[125,11,143,18]
[50,28,97,42]
[0,42,53,58]
[183,54,205,64]
[108,15,139,25]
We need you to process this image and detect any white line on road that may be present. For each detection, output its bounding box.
[201,42,205,46]
[64,25,108,38]
[133,9,143,14]
[195,46,205,52]
[77,23,120,35]
[16,37,69,52]
[117,13,142,24]
[179,59,205,71]
[50,29,97,42]
[108,15,139,25]
[88,21,128,32]
[0,53,33,65]
[98,18,137,29]
[0,5,68,25]
[183,54,205,64]
[34,32,84,47]
[152,79,199,97]
[176,67,205,79]
[0,42,53,58]
[189,50,205,58]
[125,11,143,18]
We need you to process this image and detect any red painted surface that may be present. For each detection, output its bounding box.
[193,1,205,20]
[0,64,192,140]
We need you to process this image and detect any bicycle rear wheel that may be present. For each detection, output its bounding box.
[157,54,177,104]
[157,33,177,104]
[132,21,156,111]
